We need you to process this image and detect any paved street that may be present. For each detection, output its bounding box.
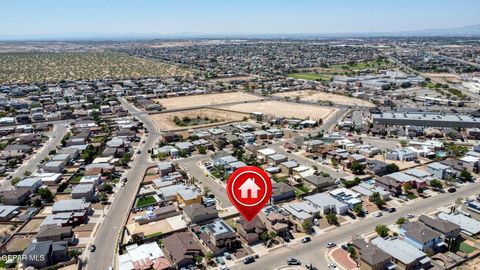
[0,123,68,191]
[85,99,159,270]
[176,155,233,207]
[231,181,480,270]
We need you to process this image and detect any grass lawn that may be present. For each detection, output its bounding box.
[69,174,84,184]
[460,242,476,254]
[272,176,289,183]
[136,196,157,208]
[63,188,72,193]
[297,185,310,193]
[287,73,332,81]
[145,232,163,239]
[91,136,105,142]
[405,193,417,200]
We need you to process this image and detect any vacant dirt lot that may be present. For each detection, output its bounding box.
[149,108,248,131]
[154,92,261,110]
[273,90,375,107]
[219,100,336,121]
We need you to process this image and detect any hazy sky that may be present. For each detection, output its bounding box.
[1,0,479,36]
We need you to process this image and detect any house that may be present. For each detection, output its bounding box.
[51,154,71,165]
[0,188,30,205]
[329,188,362,209]
[183,203,218,225]
[71,183,96,202]
[157,161,174,177]
[162,132,181,143]
[386,148,417,161]
[400,222,442,253]
[426,162,453,180]
[268,154,288,166]
[257,148,276,163]
[52,199,91,223]
[0,205,20,221]
[259,209,290,236]
[283,201,319,223]
[280,160,298,174]
[119,242,171,270]
[34,172,62,185]
[79,174,101,185]
[371,237,430,270]
[382,172,427,190]
[161,233,199,269]
[351,238,393,270]
[404,168,433,185]
[176,188,202,206]
[438,212,480,236]
[16,177,43,193]
[418,214,461,251]
[22,241,69,269]
[352,182,390,201]
[271,182,295,203]
[43,161,65,173]
[302,140,324,152]
[235,216,267,244]
[303,174,336,190]
[366,160,389,176]
[36,226,75,244]
[459,155,479,173]
[200,219,238,255]
[305,193,348,215]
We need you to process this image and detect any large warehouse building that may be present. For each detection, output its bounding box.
[372,112,480,128]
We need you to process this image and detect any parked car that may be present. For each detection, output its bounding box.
[374,212,383,217]
[386,207,396,213]
[406,214,415,219]
[301,237,311,243]
[243,256,255,264]
[328,263,337,269]
[287,258,301,265]
[89,244,96,252]
[448,187,457,193]
[326,242,336,248]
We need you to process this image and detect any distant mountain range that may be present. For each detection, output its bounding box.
[1,24,480,41]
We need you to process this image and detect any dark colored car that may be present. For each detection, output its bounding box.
[301,237,311,243]
[448,187,457,193]
[243,256,255,264]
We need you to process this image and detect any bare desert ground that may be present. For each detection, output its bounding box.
[273,90,375,107]
[149,108,248,131]
[154,92,261,110]
[219,100,336,121]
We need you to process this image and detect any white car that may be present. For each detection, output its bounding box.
[326,242,336,248]
[374,212,383,217]
[328,263,337,269]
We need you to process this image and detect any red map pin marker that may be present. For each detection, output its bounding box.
[227,166,272,222]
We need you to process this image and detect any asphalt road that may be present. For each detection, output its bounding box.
[231,181,480,270]
[176,155,233,207]
[84,99,159,270]
[0,123,68,192]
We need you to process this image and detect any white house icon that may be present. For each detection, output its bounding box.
[238,178,261,199]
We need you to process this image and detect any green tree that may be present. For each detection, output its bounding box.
[353,204,364,216]
[302,220,313,233]
[351,161,366,175]
[260,231,270,242]
[399,140,408,148]
[347,245,357,260]
[460,170,473,181]
[375,224,390,238]
[396,217,407,225]
[429,179,443,189]
[386,163,399,173]
[38,187,53,202]
[103,183,113,193]
[205,252,214,263]
[403,182,412,194]
[198,145,206,155]
[372,192,386,209]
[326,211,338,225]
